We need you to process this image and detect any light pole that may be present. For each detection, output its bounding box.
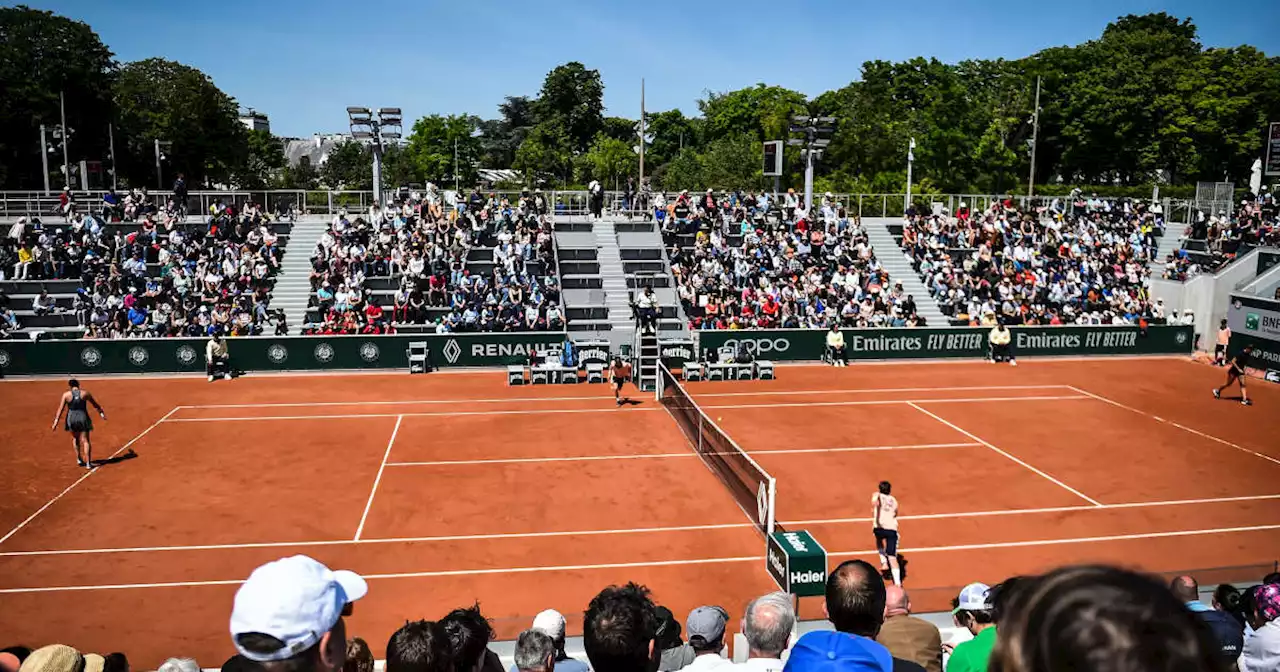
[347,106,402,207]
[787,115,835,211]
[154,139,172,190]
[59,91,70,187]
[905,137,916,214]
[1027,75,1042,199]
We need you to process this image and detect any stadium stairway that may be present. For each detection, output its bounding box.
[863,217,949,326]
[594,219,639,349]
[271,216,329,334]
[1151,215,1189,274]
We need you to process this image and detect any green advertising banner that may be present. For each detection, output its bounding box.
[0,332,569,376]
[766,529,828,597]
[697,325,1193,361]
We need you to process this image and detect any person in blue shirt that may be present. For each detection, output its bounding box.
[127,305,148,329]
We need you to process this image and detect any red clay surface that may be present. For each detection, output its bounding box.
[2,356,1279,667]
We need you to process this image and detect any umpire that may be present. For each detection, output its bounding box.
[988,321,1016,366]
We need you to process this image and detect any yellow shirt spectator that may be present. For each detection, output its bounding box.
[989,326,1011,346]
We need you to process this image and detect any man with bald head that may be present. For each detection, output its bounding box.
[1171,575,1243,662]
[876,586,942,672]
[822,559,927,672]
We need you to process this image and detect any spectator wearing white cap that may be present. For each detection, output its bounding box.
[677,607,732,672]
[229,555,368,672]
[508,610,588,672]
[735,592,795,672]
[945,585,993,672]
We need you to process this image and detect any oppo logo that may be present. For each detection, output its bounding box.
[723,338,791,354]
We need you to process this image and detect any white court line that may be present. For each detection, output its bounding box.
[0,407,180,547]
[782,493,1280,526]
[702,395,1089,410]
[0,555,764,594]
[353,415,403,541]
[827,523,1280,558]
[907,401,1104,507]
[384,443,980,467]
[178,385,1070,410]
[4,493,1276,559]
[1068,385,1280,467]
[2,522,1275,594]
[166,397,1088,422]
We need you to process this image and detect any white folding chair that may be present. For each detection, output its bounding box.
[407,342,429,374]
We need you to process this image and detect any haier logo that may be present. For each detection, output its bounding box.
[783,532,809,553]
[767,546,786,577]
[790,570,824,584]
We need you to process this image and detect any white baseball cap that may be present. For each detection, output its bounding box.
[229,555,368,662]
[953,583,991,613]
[531,609,567,640]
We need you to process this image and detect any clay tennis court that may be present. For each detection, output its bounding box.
[2,356,1279,668]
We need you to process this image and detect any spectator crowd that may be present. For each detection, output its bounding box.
[2,192,286,339]
[305,185,562,335]
[7,557,1276,672]
[661,190,925,330]
[1164,189,1279,281]
[900,196,1162,326]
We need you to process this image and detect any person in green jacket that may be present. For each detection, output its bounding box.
[947,584,996,672]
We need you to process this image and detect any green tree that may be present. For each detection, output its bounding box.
[113,58,246,186]
[583,133,637,189]
[533,62,604,154]
[602,116,636,143]
[0,5,116,189]
[477,95,536,168]
[698,84,808,143]
[514,123,572,186]
[644,109,699,167]
[236,129,286,189]
[405,113,481,186]
[700,133,763,190]
[321,140,372,190]
[656,148,703,191]
[279,158,319,190]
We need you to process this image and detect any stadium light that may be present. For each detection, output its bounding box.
[347,104,402,207]
[788,114,837,210]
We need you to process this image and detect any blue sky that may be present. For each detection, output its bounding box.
[20,0,1280,138]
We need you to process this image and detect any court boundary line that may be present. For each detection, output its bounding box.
[1068,385,1280,467]
[4,493,1277,559]
[907,401,1104,507]
[177,385,1073,409]
[383,443,982,467]
[2,521,1276,594]
[354,415,403,541]
[782,493,1280,526]
[164,395,1090,422]
[0,406,181,547]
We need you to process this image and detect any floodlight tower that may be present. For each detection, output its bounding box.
[347,106,402,207]
[787,115,836,211]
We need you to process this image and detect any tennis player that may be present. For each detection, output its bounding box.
[610,357,633,406]
[51,379,107,469]
[872,480,902,586]
[1213,344,1254,406]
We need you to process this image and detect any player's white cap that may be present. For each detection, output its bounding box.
[229,555,367,662]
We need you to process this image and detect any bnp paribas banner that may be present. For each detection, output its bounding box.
[0,332,568,376]
[1227,294,1280,382]
[698,325,1193,361]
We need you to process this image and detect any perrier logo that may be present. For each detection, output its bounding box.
[1245,313,1260,330]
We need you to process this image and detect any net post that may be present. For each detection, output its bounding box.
[655,361,664,401]
[766,477,777,536]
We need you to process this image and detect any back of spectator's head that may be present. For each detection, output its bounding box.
[440,604,494,672]
[156,660,200,672]
[824,559,886,638]
[100,655,127,672]
[514,630,555,672]
[884,585,909,617]
[1169,575,1199,603]
[743,592,795,658]
[988,565,1222,672]
[19,647,82,672]
[531,609,567,650]
[220,655,258,672]
[1262,572,1280,586]
[1212,584,1241,615]
[0,647,32,672]
[583,583,659,672]
[1255,583,1280,627]
[386,621,451,672]
[344,639,373,672]
[230,555,367,672]
[952,583,994,628]
[652,607,683,651]
[686,606,728,653]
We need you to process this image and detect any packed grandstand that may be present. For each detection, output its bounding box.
[7,186,1276,341]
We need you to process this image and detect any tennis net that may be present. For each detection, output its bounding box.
[657,362,778,536]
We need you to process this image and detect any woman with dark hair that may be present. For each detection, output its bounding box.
[51,378,106,469]
[988,565,1223,672]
